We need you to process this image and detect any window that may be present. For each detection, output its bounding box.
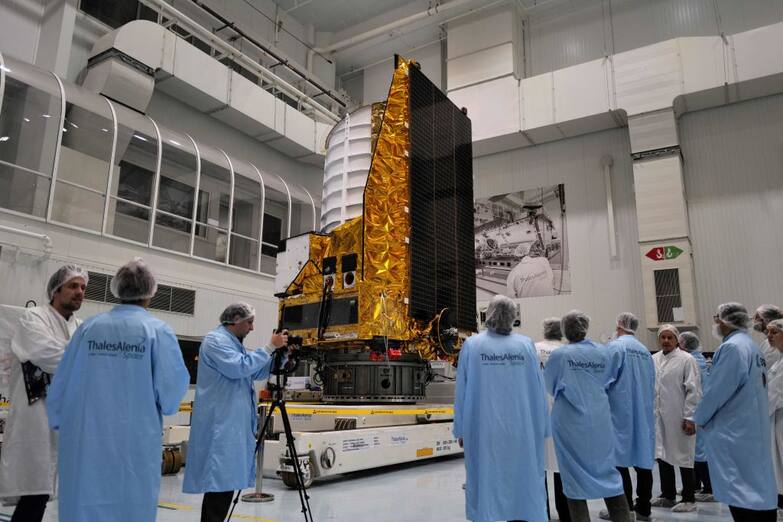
[262,214,282,257]
[193,145,231,263]
[229,163,263,270]
[0,59,62,218]
[51,85,114,231]
[654,268,682,323]
[152,129,198,253]
[106,105,158,244]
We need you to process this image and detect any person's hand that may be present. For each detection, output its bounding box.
[270,329,289,349]
[458,438,463,448]
[682,419,696,436]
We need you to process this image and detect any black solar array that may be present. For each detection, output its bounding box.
[408,66,476,331]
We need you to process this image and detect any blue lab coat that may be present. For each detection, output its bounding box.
[183,326,274,493]
[606,335,656,469]
[47,304,189,522]
[453,330,549,522]
[693,330,777,510]
[544,339,624,500]
[690,351,709,462]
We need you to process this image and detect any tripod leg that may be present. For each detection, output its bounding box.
[278,401,314,522]
[225,401,280,522]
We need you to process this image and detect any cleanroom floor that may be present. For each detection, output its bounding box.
[26,456,737,522]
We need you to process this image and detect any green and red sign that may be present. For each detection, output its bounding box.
[645,245,683,261]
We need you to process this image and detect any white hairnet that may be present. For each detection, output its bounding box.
[110,258,158,301]
[657,323,680,338]
[616,312,639,335]
[768,319,783,333]
[717,302,750,331]
[755,305,783,324]
[47,264,89,301]
[679,331,700,352]
[562,310,590,342]
[220,303,256,325]
[542,317,562,341]
[484,295,516,334]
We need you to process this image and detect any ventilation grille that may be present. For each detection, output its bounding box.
[408,65,476,331]
[654,268,682,323]
[85,271,196,315]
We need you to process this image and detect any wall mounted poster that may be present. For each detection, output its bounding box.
[474,184,570,300]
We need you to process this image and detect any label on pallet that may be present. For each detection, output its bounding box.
[342,435,381,452]
[389,435,409,446]
[416,447,434,457]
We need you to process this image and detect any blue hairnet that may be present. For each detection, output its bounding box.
[657,323,680,338]
[220,303,256,325]
[679,331,700,352]
[47,265,89,300]
[485,295,516,334]
[561,310,590,342]
[110,258,158,301]
[616,312,639,335]
[718,302,750,331]
[542,317,562,341]
[755,305,783,324]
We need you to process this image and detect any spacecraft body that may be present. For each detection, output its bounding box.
[274,58,476,402]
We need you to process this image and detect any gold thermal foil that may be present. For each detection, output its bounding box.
[278,58,454,361]
[370,101,386,154]
[360,58,413,340]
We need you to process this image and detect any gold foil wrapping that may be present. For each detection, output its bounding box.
[279,58,454,360]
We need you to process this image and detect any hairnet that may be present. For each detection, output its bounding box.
[542,317,563,341]
[47,265,89,301]
[561,310,590,342]
[768,319,783,334]
[717,302,750,331]
[484,295,516,334]
[755,305,783,324]
[657,323,680,338]
[678,331,700,352]
[110,258,158,301]
[616,312,639,335]
[220,303,256,325]
[527,240,545,258]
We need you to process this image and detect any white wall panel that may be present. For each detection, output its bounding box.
[448,7,513,60]
[447,43,514,91]
[448,76,520,141]
[680,93,783,346]
[0,0,43,64]
[553,58,611,122]
[474,128,652,346]
[633,155,689,241]
[613,39,683,115]
[732,22,783,83]
[362,41,441,105]
[521,72,554,130]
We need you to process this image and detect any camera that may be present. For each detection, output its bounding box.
[287,334,303,347]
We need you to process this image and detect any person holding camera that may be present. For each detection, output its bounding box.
[183,303,288,522]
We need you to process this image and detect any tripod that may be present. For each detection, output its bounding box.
[226,347,314,522]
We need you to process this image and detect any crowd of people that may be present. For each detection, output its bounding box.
[455,295,783,522]
[0,261,288,522]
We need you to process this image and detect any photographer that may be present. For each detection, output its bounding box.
[183,303,288,522]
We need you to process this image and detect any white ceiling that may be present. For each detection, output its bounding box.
[275,0,424,34]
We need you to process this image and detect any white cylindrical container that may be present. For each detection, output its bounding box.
[320,105,375,233]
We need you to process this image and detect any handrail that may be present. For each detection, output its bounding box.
[136,0,341,124]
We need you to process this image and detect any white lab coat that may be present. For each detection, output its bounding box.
[761,338,780,369]
[506,256,554,298]
[653,348,701,468]
[0,305,80,499]
[536,339,563,472]
[768,357,783,495]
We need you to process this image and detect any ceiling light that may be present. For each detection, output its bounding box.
[0,136,9,142]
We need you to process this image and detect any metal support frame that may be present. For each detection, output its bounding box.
[147,117,164,247]
[0,52,6,121]
[276,174,293,238]
[249,163,266,273]
[602,155,617,258]
[187,134,202,257]
[219,149,235,266]
[102,98,119,236]
[45,72,67,222]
